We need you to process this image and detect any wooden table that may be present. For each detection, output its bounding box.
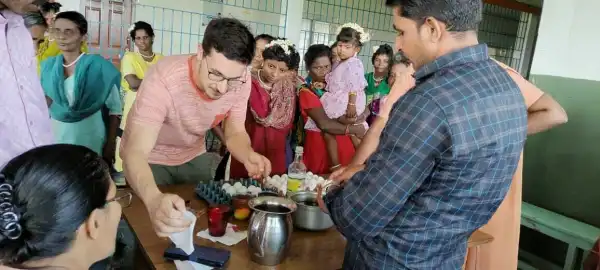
[122,185,493,269]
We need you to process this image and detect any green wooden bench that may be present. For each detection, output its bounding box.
[519,202,600,270]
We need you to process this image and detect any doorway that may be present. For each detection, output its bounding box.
[81,0,133,67]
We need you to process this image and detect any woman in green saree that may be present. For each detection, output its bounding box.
[364,44,393,104]
[364,44,393,125]
[40,11,121,164]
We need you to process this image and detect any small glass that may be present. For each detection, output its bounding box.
[207,204,232,237]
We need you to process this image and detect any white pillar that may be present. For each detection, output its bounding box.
[283,0,305,47]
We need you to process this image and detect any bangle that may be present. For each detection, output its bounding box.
[344,125,350,135]
[348,103,356,106]
[330,164,341,170]
[349,92,357,96]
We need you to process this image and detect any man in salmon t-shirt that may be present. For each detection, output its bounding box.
[120,18,272,237]
[463,59,567,270]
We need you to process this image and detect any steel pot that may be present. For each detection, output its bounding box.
[290,191,334,231]
[247,196,297,266]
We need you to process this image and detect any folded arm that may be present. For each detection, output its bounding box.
[324,93,449,241]
[121,53,142,91]
[124,75,143,91]
[527,94,567,135]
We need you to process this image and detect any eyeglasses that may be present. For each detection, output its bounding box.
[203,58,246,87]
[48,28,79,40]
[105,190,132,209]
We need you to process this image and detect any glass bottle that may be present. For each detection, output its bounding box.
[287,146,307,194]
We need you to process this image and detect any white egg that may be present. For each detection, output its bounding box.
[307,172,313,177]
[226,186,237,196]
[248,185,257,191]
[272,175,281,182]
[308,181,317,191]
[222,183,232,190]
[318,176,325,184]
[237,186,248,194]
[233,182,243,189]
[266,177,278,187]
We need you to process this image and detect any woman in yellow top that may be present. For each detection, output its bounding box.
[114,21,163,172]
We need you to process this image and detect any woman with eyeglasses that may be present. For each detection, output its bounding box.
[0,144,131,269]
[28,2,89,75]
[40,11,121,166]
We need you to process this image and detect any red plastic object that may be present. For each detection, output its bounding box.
[207,204,232,237]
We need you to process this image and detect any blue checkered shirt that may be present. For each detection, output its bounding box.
[324,44,528,270]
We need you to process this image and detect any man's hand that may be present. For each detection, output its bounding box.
[244,151,272,180]
[146,193,192,237]
[330,164,365,186]
[316,184,329,214]
[381,68,416,117]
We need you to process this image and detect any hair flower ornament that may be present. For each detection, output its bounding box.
[336,22,371,44]
[373,45,380,52]
[264,39,295,55]
[0,176,22,240]
[128,23,136,33]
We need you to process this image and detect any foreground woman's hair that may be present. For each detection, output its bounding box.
[0,144,111,265]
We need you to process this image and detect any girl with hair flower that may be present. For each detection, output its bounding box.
[304,23,370,171]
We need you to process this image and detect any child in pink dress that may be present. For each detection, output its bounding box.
[304,23,370,170]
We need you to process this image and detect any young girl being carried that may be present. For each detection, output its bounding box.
[304,23,370,171]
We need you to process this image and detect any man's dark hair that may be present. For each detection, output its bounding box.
[371,44,394,65]
[40,2,62,15]
[304,44,332,70]
[202,18,255,65]
[385,0,482,32]
[255,34,275,43]
[129,21,155,39]
[55,11,88,35]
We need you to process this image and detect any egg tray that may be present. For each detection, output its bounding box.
[195,179,278,206]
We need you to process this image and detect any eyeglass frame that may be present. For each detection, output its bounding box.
[104,191,132,209]
[202,57,247,87]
